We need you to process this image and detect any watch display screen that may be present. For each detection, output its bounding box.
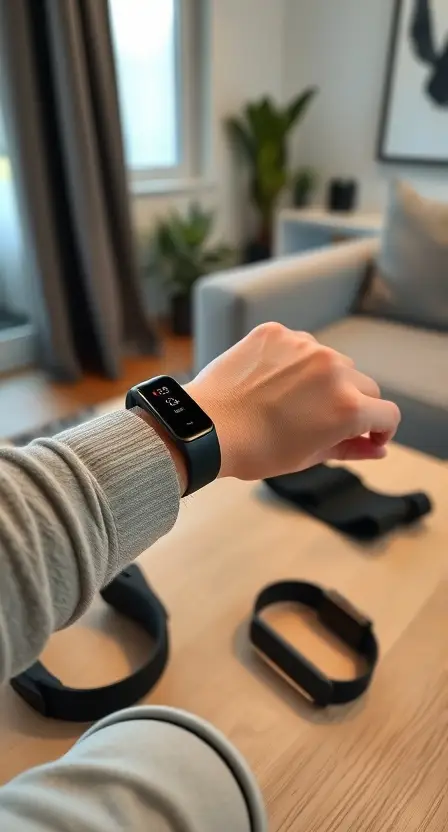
[135,376,213,441]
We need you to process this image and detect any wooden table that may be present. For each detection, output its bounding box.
[1,444,448,830]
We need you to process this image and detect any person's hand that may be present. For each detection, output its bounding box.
[186,323,401,481]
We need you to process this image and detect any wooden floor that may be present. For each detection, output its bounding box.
[0,332,193,439]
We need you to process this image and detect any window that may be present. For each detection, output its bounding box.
[109,0,205,185]
[0,102,36,373]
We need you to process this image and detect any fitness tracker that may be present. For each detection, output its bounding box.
[10,565,169,722]
[126,376,221,496]
[250,581,379,707]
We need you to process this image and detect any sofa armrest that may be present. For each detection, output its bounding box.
[194,237,380,371]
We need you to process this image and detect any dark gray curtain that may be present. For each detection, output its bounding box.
[0,0,158,380]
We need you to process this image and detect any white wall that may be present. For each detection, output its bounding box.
[284,0,448,211]
[132,0,286,244]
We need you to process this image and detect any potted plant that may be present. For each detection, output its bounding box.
[145,204,234,336]
[292,167,319,208]
[226,89,318,261]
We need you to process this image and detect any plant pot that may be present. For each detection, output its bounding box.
[327,179,358,213]
[243,239,271,264]
[171,293,192,336]
[293,186,312,209]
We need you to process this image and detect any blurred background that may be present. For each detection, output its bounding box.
[0,0,446,453]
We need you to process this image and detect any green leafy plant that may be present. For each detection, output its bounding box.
[226,89,318,252]
[292,166,319,208]
[145,203,234,297]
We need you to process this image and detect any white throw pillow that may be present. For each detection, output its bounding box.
[359,181,448,331]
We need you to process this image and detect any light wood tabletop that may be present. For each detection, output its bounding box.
[1,443,448,830]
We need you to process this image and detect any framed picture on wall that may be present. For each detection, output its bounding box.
[377,0,448,165]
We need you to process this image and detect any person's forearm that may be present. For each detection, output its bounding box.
[0,409,180,683]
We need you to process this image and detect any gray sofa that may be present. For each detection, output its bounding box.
[194,238,448,460]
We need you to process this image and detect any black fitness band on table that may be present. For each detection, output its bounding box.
[250,581,379,707]
[265,464,432,541]
[10,565,169,722]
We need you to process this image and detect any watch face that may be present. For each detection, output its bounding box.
[135,376,213,442]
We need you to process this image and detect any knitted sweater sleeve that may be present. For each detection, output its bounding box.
[0,409,180,682]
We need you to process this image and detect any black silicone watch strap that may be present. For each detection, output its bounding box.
[265,464,432,541]
[250,580,379,707]
[182,427,221,496]
[10,566,169,722]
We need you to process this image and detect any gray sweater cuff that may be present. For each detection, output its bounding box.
[57,410,180,567]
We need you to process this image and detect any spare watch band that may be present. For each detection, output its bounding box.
[265,465,432,541]
[250,580,379,707]
[126,376,221,496]
[10,565,169,722]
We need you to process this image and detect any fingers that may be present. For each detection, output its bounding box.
[370,430,393,446]
[294,330,317,343]
[358,397,401,440]
[335,354,356,369]
[346,369,381,399]
[321,346,354,369]
[330,436,388,462]
[341,366,399,440]
[340,368,399,444]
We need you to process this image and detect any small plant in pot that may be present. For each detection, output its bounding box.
[226,88,318,262]
[147,204,234,336]
[292,167,319,208]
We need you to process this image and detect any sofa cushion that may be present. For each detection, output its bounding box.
[316,316,448,459]
[359,181,448,331]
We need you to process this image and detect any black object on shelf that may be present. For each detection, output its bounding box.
[327,178,358,212]
[171,294,192,336]
[264,464,432,541]
[244,239,271,264]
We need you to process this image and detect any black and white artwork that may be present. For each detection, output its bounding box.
[378,0,448,164]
